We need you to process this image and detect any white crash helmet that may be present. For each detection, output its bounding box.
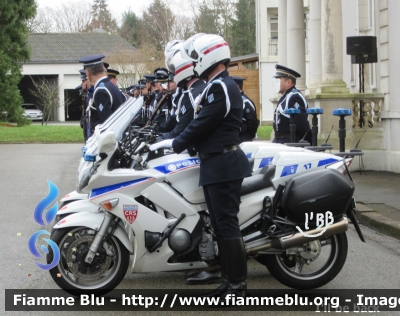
[181,33,230,78]
[164,40,184,69]
[167,49,195,86]
[164,39,184,56]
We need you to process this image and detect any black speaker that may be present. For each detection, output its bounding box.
[346,36,377,55]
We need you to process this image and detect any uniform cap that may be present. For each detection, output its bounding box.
[273,64,301,79]
[143,74,157,82]
[154,67,170,82]
[103,62,109,69]
[79,54,105,69]
[107,68,120,76]
[79,69,87,80]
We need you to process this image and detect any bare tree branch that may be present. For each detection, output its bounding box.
[29,0,93,33]
[27,7,54,33]
[29,76,59,125]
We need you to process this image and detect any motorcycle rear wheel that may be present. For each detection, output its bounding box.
[259,233,348,290]
[48,226,130,296]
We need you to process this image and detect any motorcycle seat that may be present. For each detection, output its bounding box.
[241,165,276,196]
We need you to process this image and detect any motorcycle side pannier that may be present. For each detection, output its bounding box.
[280,169,355,223]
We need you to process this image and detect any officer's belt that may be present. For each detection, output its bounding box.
[274,132,291,139]
[199,145,240,160]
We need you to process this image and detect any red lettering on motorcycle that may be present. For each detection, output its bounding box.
[123,205,138,224]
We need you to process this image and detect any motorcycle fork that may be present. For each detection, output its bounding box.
[84,212,116,264]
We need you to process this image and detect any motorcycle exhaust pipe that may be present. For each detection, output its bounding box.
[247,217,348,254]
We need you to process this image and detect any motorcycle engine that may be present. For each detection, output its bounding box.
[168,229,192,254]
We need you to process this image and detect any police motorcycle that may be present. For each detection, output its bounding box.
[48,96,364,295]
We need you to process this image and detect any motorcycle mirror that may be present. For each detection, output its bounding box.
[98,130,117,153]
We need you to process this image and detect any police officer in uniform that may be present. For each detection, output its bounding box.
[150,68,172,128]
[132,84,140,99]
[273,64,310,144]
[134,74,158,126]
[79,54,126,133]
[150,34,251,299]
[107,68,128,101]
[158,48,206,141]
[232,76,259,142]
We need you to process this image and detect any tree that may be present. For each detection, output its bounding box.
[50,1,93,33]
[191,0,219,35]
[139,0,175,50]
[132,43,165,79]
[0,0,36,125]
[87,0,118,33]
[106,46,140,89]
[29,76,59,125]
[27,7,53,33]
[171,14,196,41]
[28,1,92,33]
[231,0,256,56]
[118,10,140,46]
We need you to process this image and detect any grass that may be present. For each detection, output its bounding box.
[0,123,273,143]
[256,126,273,140]
[0,124,84,143]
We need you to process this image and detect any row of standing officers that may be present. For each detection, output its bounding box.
[76,58,259,144]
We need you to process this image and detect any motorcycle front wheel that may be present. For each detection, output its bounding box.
[48,226,130,296]
[258,233,348,290]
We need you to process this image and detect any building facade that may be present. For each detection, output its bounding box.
[21,32,137,121]
[256,0,400,172]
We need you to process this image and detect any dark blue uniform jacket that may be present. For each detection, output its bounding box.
[90,77,126,128]
[172,70,251,186]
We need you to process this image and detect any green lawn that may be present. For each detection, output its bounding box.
[257,126,273,140]
[0,124,84,143]
[0,123,272,143]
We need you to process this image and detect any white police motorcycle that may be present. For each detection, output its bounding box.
[48,96,364,296]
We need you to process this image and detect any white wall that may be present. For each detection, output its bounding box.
[260,62,278,123]
[22,63,83,121]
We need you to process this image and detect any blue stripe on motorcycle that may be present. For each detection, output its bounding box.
[246,153,252,158]
[90,178,152,199]
[259,156,275,168]
[318,158,340,167]
[154,158,200,174]
[280,165,298,177]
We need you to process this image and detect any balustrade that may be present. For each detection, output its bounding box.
[352,98,382,128]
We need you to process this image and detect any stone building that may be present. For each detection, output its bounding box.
[256,0,399,172]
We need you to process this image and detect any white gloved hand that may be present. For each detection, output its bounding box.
[149,139,174,151]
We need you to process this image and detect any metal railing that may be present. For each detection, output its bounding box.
[268,38,278,56]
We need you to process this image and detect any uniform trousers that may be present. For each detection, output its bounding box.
[203,179,243,239]
[273,137,290,144]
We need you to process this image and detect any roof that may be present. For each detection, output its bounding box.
[230,53,259,64]
[27,33,136,64]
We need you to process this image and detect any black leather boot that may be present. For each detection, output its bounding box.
[201,237,229,297]
[220,237,247,299]
[185,269,221,285]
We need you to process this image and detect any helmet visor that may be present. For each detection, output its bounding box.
[165,49,178,73]
[181,33,206,62]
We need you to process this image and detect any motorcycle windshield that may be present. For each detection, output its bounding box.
[98,96,143,141]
